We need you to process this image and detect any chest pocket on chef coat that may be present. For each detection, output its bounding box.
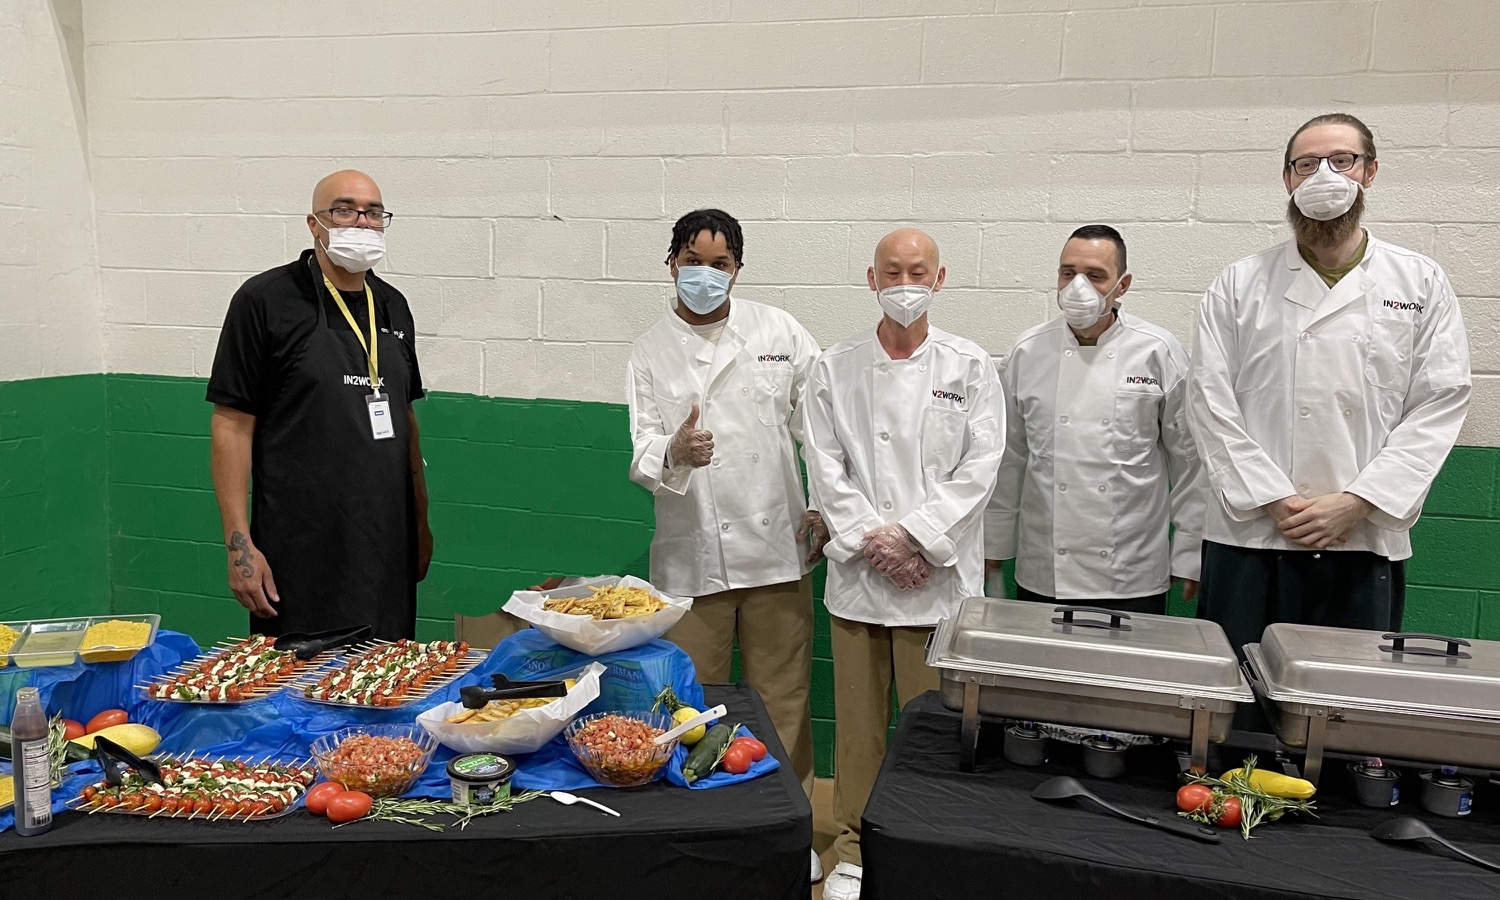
[922,405,968,475]
[1365,314,1416,392]
[753,364,792,428]
[1111,389,1161,460]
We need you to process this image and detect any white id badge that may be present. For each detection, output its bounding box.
[366,393,395,441]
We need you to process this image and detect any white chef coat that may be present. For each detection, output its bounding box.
[804,325,1004,627]
[1188,234,1471,559]
[627,299,821,598]
[986,312,1207,599]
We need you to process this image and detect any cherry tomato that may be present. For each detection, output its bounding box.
[720,745,754,776]
[305,781,347,816]
[61,719,87,741]
[1215,795,1243,828]
[86,709,129,733]
[729,737,767,762]
[1175,784,1215,814]
[325,790,373,824]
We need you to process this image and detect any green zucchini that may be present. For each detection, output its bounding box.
[682,723,734,784]
[0,723,92,763]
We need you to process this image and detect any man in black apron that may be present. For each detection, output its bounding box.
[207,170,432,641]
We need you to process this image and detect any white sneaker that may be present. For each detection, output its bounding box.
[823,862,862,900]
[811,849,824,883]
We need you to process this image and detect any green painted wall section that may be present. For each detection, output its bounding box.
[3,373,1500,778]
[0,376,110,621]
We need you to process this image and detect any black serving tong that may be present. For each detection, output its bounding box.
[273,624,372,661]
[459,673,570,710]
[93,735,164,788]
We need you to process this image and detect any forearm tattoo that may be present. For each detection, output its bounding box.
[228,531,255,579]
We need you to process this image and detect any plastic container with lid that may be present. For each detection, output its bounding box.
[447,753,516,807]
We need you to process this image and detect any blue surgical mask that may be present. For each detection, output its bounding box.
[675,266,732,315]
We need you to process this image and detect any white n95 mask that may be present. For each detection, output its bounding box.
[1057,273,1121,330]
[676,266,732,315]
[322,227,386,273]
[877,280,936,328]
[1293,160,1362,221]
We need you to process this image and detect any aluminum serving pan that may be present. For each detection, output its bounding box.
[928,598,1253,772]
[1244,625,1500,784]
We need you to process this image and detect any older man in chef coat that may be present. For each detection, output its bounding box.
[626,208,824,880]
[986,225,1206,615]
[1189,113,1471,662]
[806,228,1003,900]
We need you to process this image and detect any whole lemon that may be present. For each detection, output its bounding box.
[673,706,705,745]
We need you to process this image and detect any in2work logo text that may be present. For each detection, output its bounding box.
[932,390,965,404]
[1383,299,1424,314]
[1123,376,1159,386]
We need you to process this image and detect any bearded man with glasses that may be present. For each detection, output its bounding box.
[206,169,432,640]
[1187,115,1471,690]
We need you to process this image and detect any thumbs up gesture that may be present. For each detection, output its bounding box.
[669,402,715,468]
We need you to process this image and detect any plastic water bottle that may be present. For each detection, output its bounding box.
[11,687,54,836]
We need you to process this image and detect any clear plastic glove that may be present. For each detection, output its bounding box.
[863,524,919,571]
[883,553,932,591]
[797,510,830,565]
[668,402,714,468]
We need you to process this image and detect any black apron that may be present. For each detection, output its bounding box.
[249,260,417,640]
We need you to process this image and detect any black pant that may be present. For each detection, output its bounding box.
[1197,541,1406,731]
[1015,585,1167,616]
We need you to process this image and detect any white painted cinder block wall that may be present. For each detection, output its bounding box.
[48,1,1500,445]
[0,0,102,380]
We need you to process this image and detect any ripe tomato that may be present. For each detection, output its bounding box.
[86,709,129,733]
[1215,796,1243,828]
[325,790,373,824]
[1175,784,1215,814]
[730,737,768,763]
[61,719,87,741]
[720,745,754,775]
[304,781,347,816]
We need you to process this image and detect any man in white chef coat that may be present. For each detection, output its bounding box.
[1189,113,1471,661]
[626,209,823,877]
[986,225,1205,615]
[806,228,1003,900]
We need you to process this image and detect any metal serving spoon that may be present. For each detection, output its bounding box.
[1371,817,1500,873]
[1032,776,1221,843]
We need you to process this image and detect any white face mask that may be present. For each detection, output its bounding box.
[1292,160,1362,221]
[675,265,733,315]
[1057,272,1123,330]
[320,225,386,273]
[876,277,937,328]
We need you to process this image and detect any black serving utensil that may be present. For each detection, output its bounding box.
[458,673,570,710]
[273,624,372,661]
[1033,776,1220,843]
[93,735,164,788]
[1371,817,1500,873]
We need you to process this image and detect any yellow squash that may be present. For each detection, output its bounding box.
[1223,767,1316,799]
[69,723,162,756]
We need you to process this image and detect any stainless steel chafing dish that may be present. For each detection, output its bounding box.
[1244,626,1500,785]
[927,598,1254,772]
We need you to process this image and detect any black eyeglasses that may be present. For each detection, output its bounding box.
[1287,153,1369,177]
[315,207,394,227]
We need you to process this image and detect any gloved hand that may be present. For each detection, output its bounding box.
[797,510,829,565]
[668,402,714,468]
[883,553,932,591]
[862,524,929,589]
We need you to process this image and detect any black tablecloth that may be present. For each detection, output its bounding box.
[863,692,1500,900]
[0,684,811,900]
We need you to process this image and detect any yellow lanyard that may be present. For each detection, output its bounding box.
[324,275,380,396]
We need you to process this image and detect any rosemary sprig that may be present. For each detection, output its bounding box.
[1182,754,1317,840]
[47,713,69,786]
[333,790,544,831]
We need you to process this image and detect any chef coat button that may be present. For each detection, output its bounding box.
[681,337,688,344]
[1060,415,1069,424]
[1351,334,1361,342]
[1058,483,1068,492]
[919,364,927,372]
[741,387,749,395]
[1099,550,1109,558]
[1343,409,1353,420]
[880,364,889,373]
[1301,332,1311,341]
[712,459,721,467]
[1065,350,1074,357]
[752,453,760,461]
[883,501,892,511]
[1101,418,1110,426]
[1299,407,1310,417]
[721,523,730,531]
[1098,484,1107,493]
[880,431,890,441]
[1057,549,1067,556]
[761,517,770,526]
[1107,351,1115,359]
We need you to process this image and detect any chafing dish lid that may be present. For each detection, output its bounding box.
[1247,624,1500,720]
[928,598,1251,702]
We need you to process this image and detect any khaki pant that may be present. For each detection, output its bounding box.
[830,615,937,868]
[453,608,529,649]
[663,576,815,796]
